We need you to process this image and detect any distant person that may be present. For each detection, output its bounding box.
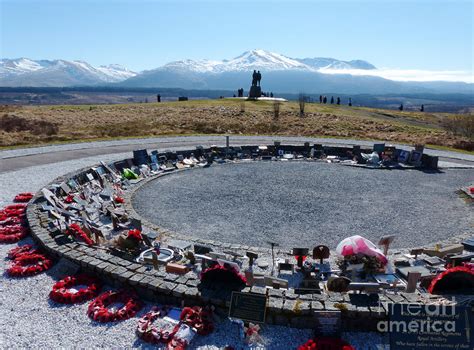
[157,94,161,103]
[336,97,341,105]
[420,104,424,112]
[252,70,257,86]
[348,98,352,106]
[330,97,334,104]
[399,104,404,111]
[270,92,274,98]
[319,95,323,104]
[323,96,327,104]
[257,71,262,86]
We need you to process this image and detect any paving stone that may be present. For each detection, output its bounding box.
[128,273,146,286]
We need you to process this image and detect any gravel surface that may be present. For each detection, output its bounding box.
[0,150,389,349]
[133,161,473,249]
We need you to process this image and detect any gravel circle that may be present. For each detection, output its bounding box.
[133,161,473,249]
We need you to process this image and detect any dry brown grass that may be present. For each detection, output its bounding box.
[0,99,472,151]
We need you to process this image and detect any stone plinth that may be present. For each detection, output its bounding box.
[249,85,262,98]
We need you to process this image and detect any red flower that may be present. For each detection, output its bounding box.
[127,229,142,241]
[114,196,125,204]
[200,264,247,287]
[64,194,74,203]
[66,223,94,246]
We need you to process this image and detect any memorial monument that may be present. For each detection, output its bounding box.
[249,70,262,98]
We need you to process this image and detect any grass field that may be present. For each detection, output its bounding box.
[1,99,472,152]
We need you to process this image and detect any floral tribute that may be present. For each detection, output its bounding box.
[298,338,356,350]
[200,263,247,289]
[66,223,94,246]
[0,203,29,244]
[87,290,143,323]
[136,306,179,344]
[428,264,474,294]
[6,252,53,277]
[180,306,214,336]
[127,229,142,241]
[13,192,34,203]
[113,195,125,204]
[50,274,102,304]
[7,244,36,259]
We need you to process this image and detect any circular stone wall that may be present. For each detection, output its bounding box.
[132,162,473,248]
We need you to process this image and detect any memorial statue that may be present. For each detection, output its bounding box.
[249,70,262,98]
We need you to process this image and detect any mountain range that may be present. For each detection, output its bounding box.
[0,50,471,94]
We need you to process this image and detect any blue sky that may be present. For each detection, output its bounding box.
[1,0,472,75]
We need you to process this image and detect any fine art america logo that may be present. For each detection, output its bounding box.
[383,302,473,350]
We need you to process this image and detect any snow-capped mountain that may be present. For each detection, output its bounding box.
[155,49,373,74]
[0,58,136,86]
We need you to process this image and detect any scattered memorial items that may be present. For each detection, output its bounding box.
[336,235,388,266]
[66,223,94,246]
[87,290,143,322]
[200,263,246,289]
[405,271,422,293]
[246,251,258,267]
[136,306,179,344]
[278,261,294,274]
[166,262,190,275]
[49,274,101,304]
[378,235,395,256]
[229,291,267,324]
[428,264,474,294]
[462,237,474,251]
[194,244,212,255]
[292,248,309,268]
[424,243,464,258]
[409,247,424,259]
[326,276,351,292]
[7,252,53,277]
[313,245,330,264]
[180,306,214,335]
[267,241,279,275]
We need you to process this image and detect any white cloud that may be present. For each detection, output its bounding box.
[318,68,473,83]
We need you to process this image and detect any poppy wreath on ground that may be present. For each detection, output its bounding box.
[200,263,247,289]
[180,306,214,336]
[64,194,75,203]
[298,338,356,350]
[0,225,29,244]
[50,274,102,304]
[87,290,143,322]
[136,306,179,344]
[428,265,474,294]
[6,253,53,277]
[0,216,22,226]
[13,193,34,203]
[7,244,36,259]
[66,223,94,246]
